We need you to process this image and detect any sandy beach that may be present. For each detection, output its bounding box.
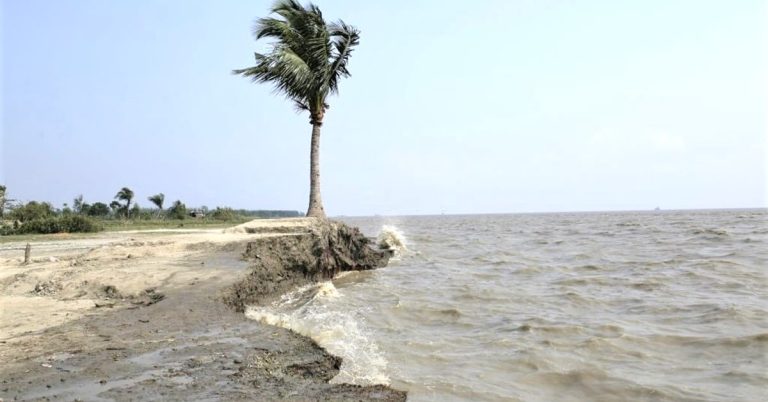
[0,219,406,401]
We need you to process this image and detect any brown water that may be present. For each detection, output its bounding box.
[248,209,768,401]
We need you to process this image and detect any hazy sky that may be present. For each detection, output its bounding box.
[1,0,766,216]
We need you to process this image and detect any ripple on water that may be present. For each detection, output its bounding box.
[324,211,768,401]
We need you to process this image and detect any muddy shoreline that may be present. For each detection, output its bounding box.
[0,220,406,401]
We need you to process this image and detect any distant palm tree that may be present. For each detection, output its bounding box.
[234,0,360,218]
[114,187,134,218]
[148,193,165,218]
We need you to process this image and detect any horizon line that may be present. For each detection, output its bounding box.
[332,206,768,219]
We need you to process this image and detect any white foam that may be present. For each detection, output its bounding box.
[378,225,408,258]
[245,281,390,385]
[316,281,340,298]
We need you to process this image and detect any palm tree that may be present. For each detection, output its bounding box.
[114,187,134,218]
[234,0,360,219]
[148,193,165,218]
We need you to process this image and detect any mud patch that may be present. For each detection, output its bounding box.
[31,280,63,296]
[1,272,405,401]
[130,288,166,306]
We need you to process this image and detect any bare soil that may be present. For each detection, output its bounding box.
[0,219,405,401]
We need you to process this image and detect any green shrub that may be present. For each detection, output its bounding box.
[168,200,187,220]
[87,202,110,217]
[211,207,237,221]
[135,208,153,220]
[17,218,60,234]
[9,201,54,222]
[16,215,103,234]
[0,224,15,236]
[60,215,103,233]
[131,203,142,219]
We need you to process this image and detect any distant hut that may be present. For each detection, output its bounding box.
[189,209,206,219]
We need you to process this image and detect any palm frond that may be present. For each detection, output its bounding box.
[254,17,295,43]
[293,100,310,112]
[327,20,360,94]
[234,0,358,120]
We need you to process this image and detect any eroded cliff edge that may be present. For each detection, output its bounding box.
[221,219,406,400]
[224,219,392,311]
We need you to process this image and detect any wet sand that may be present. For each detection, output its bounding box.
[0,219,405,401]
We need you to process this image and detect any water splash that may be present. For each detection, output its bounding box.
[378,225,408,257]
[316,281,340,298]
[244,281,390,385]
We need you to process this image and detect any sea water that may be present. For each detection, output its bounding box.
[246,209,767,401]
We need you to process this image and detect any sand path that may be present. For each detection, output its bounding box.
[0,218,315,359]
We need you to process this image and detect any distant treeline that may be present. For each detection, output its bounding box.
[0,184,302,235]
[237,210,302,218]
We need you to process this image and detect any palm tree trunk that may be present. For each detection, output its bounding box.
[306,122,326,218]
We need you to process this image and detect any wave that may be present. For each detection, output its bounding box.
[331,210,767,401]
[511,318,587,335]
[717,332,768,346]
[691,228,729,237]
[555,277,613,287]
[377,225,408,258]
[629,281,662,291]
[244,282,390,386]
[391,303,466,324]
[437,308,462,319]
[575,264,602,271]
[616,222,642,227]
[620,332,768,349]
[470,255,515,267]
[519,367,711,402]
